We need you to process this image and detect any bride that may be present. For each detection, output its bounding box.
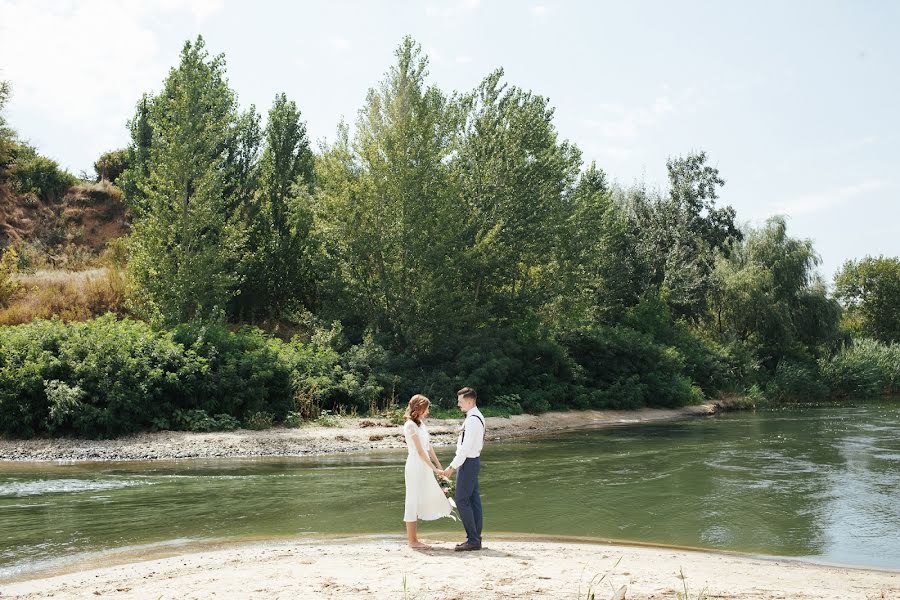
[402,394,452,549]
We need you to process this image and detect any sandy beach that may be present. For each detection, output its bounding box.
[1,536,896,599]
[0,404,718,462]
[9,401,891,598]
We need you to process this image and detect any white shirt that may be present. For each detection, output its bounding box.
[449,407,485,470]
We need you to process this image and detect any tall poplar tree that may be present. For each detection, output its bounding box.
[125,36,246,325]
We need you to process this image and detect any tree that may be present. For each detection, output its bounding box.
[119,93,153,209]
[666,151,741,254]
[710,216,840,368]
[232,93,316,321]
[0,80,14,181]
[93,148,130,183]
[553,163,646,327]
[315,37,462,353]
[452,68,582,331]
[835,256,900,343]
[627,152,740,321]
[125,36,246,325]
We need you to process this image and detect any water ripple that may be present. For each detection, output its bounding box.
[0,478,148,498]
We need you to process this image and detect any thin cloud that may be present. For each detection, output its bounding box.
[530,5,550,17]
[583,94,675,140]
[771,179,889,217]
[425,0,480,18]
[330,37,352,51]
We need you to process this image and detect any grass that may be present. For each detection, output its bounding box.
[578,556,624,600]
[0,267,127,325]
[676,567,708,600]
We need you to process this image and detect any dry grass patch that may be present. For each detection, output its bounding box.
[0,267,128,324]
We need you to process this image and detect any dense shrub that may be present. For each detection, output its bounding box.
[624,296,739,394]
[376,329,580,413]
[171,323,294,421]
[93,149,130,184]
[0,316,193,438]
[765,360,828,403]
[274,325,386,415]
[822,339,900,398]
[172,409,240,432]
[0,316,379,439]
[560,326,703,409]
[11,143,76,201]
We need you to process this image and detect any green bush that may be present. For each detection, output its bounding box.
[822,338,900,398]
[0,316,196,438]
[765,360,828,403]
[173,409,240,432]
[172,323,294,421]
[93,148,130,183]
[560,326,703,409]
[314,409,341,427]
[284,411,304,428]
[274,324,385,416]
[11,143,76,201]
[244,411,274,430]
[491,394,524,415]
[0,316,336,439]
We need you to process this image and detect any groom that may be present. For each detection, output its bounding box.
[440,387,485,551]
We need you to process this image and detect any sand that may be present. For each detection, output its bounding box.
[1,537,896,599]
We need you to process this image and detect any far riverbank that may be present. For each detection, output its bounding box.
[0,403,720,462]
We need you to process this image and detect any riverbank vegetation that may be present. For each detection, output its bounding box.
[0,37,897,439]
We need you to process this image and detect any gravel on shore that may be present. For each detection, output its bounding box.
[0,404,717,462]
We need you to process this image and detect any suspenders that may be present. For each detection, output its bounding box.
[461,414,485,443]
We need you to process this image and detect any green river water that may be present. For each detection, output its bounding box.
[1,402,898,579]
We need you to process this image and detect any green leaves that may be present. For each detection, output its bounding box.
[124,36,247,326]
[835,256,900,343]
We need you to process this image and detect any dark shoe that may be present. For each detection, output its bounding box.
[454,542,482,552]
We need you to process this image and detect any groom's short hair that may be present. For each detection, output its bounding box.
[457,387,477,401]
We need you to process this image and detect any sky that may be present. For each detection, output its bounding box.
[1,0,897,281]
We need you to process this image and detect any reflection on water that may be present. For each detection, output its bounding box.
[1,401,898,578]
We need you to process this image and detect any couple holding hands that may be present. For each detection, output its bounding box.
[402,387,484,551]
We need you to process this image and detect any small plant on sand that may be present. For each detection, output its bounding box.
[578,556,625,600]
[314,409,341,427]
[245,411,274,430]
[676,567,708,600]
[284,410,304,428]
[387,406,406,426]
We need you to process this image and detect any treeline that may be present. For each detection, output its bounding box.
[0,36,898,439]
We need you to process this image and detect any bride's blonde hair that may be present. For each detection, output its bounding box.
[404,394,430,426]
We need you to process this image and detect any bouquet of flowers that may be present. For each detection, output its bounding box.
[438,474,459,520]
[438,474,455,498]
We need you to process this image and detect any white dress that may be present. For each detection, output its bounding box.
[403,420,452,522]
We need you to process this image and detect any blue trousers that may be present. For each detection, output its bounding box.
[455,457,482,545]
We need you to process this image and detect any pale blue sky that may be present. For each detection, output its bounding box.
[1,0,897,281]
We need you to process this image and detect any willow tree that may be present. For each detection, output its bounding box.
[710,216,840,367]
[125,36,247,325]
